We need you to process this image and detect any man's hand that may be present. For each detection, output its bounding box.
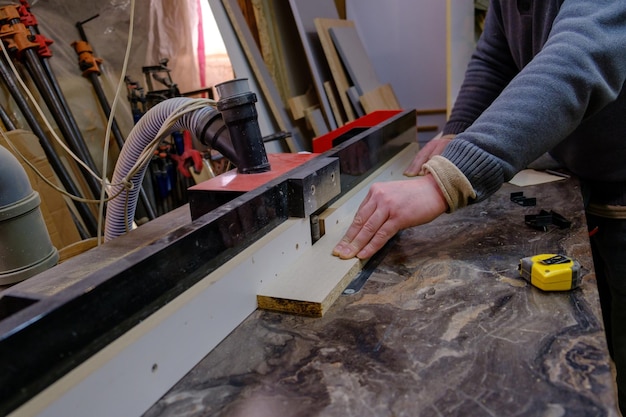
[404,135,454,176]
[332,174,449,260]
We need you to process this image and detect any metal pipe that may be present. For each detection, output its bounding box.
[18,7,101,199]
[40,57,88,154]
[22,48,103,199]
[0,104,16,130]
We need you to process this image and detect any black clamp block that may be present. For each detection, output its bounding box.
[525,209,571,231]
[525,210,552,231]
[511,191,536,206]
[550,210,572,229]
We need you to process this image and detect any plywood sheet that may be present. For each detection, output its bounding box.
[252,0,313,107]
[288,0,340,130]
[360,83,402,113]
[315,18,357,123]
[304,107,329,137]
[323,80,346,126]
[329,25,381,95]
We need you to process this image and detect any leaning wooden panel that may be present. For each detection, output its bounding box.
[208,0,278,145]
[360,83,402,113]
[323,80,346,127]
[287,88,317,120]
[288,0,340,130]
[251,0,288,103]
[304,106,330,137]
[222,0,308,152]
[328,24,382,96]
[314,18,357,123]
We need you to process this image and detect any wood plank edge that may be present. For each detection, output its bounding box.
[257,258,364,317]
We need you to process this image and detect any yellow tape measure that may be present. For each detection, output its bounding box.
[518,254,582,291]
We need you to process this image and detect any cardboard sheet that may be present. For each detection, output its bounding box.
[508,169,568,187]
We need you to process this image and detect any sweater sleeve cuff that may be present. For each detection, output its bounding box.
[442,121,470,136]
[439,133,457,141]
[423,155,477,212]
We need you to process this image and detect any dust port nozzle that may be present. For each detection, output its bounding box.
[215,78,270,174]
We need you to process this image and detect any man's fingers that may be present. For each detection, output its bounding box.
[355,221,398,259]
[404,137,453,176]
[404,155,428,176]
[332,193,374,258]
[333,203,389,259]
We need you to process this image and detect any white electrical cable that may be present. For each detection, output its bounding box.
[0,41,102,184]
[97,0,137,244]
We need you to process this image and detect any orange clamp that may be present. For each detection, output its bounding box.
[0,6,39,57]
[71,40,102,77]
[0,5,21,22]
[0,5,53,59]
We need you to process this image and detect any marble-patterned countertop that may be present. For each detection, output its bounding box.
[144,179,619,417]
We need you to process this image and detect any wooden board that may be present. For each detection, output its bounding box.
[347,85,365,117]
[251,0,288,103]
[257,142,419,317]
[304,107,329,137]
[329,25,381,95]
[360,83,402,113]
[221,0,309,152]
[323,80,346,126]
[288,0,340,130]
[251,0,314,107]
[314,18,357,123]
[287,88,317,120]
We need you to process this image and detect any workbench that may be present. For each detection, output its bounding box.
[140,177,618,417]
[0,112,618,417]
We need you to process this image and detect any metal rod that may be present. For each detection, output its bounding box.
[0,103,16,130]
[39,56,91,161]
[23,8,100,198]
[0,54,97,237]
[22,48,103,200]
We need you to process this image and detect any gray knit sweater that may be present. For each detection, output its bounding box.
[441,0,626,205]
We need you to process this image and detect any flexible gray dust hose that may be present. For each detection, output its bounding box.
[106,79,269,242]
[105,97,230,241]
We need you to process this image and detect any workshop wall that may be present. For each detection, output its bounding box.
[346,0,477,143]
[346,0,446,143]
